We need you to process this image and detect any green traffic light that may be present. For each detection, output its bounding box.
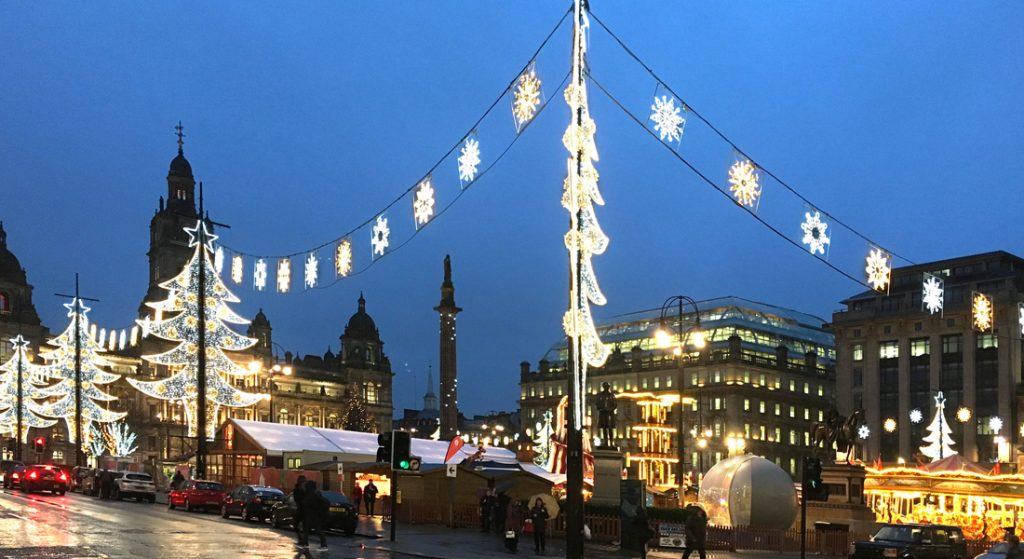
[399,460,410,469]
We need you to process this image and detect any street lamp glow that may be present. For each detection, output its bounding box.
[691,329,706,349]
[703,428,713,439]
[696,438,708,449]
[654,327,672,349]
[248,360,262,373]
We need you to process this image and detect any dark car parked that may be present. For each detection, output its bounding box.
[69,466,93,493]
[850,524,966,559]
[270,490,358,536]
[20,465,69,495]
[220,485,284,522]
[1,461,25,489]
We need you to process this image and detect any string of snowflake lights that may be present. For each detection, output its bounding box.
[562,6,609,430]
[413,177,435,229]
[371,215,390,257]
[335,239,353,277]
[231,255,244,284]
[128,220,266,438]
[276,258,291,293]
[800,211,830,255]
[36,300,126,444]
[922,273,944,315]
[0,335,57,441]
[304,253,318,289]
[458,137,481,185]
[512,66,542,131]
[973,292,994,332]
[214,247,225,275]
[650,95,685,143]
[865,248,892,292]
[254,258,268,291]
[727,159,761,208]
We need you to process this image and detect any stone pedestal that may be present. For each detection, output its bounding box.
[802,463,877,534]
[591,447,624,507]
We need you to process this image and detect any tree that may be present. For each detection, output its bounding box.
[920,391,957,462]
[0,335,57,442]
[127,220,265,438]
[341,383,376,433]
[106,421,138,457]
[36,300,125,443]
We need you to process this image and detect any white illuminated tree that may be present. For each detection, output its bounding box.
[0,336,57,441]
[920,391,957,462]
[36,301,125,443]
[106,421,138,457]
[127,220,265,438]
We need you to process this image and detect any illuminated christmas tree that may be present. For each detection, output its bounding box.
[0,335,57,441]
[127,220,265,438]
[36,300,125,443]
[106,421,138,457]
[920,391,957,462]
[341,383,376,433]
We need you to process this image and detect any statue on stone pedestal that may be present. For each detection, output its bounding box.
[595,382,618,446]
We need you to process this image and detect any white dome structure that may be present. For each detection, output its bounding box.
[698,454,798,530]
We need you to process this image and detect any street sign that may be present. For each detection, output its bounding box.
[658,522,686,548]
[446,464,457,478]
[336,463,344,476]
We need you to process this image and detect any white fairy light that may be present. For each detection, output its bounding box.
[512,67,542,130]
[865,248,892,292]
[649,95,685,143]
[254,259,267,291]
[922,274,944,315]
[304,253,318,289]
[413,177,435,228]
[276,258,291,293]
[728,159,761,208]
[371,215,390,257]
[458,138,481,184]
[231,255,244,284]
[335,239,353,277]
[107,421,138,457]
[800,211,830,255]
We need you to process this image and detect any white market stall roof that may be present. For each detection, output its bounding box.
[227,419,519,465]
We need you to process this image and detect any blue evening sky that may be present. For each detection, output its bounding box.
[2,3,1021,416]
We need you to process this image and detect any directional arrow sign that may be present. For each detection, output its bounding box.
[446,464,457,478]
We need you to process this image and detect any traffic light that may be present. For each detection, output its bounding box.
[34,436,46,454]
[392,431,412,470]
[802,456,828,502]
[376,432,393,464]
[406,456,422,472]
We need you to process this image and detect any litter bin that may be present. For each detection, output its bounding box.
[814,522,850,555]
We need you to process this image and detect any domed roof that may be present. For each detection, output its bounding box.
[169,148,193,179]
[0,224,28,285]
[344,293,379,341]
[252,308,270,327]
[698,454,797,530]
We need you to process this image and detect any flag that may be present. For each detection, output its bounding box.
[874,456,882,470]
[991,463,1001,476]
[444,436,466,463]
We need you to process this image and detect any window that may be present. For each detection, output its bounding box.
[713,371,722,383]
[942,334,963,354]
[804,432,811,446]
[789,406,795,418]
[853,329,862,337]
[691,373,698,387]
[666,377,672,388]
[641,378,648,389]
[759,425,766,440]
[977,334,998,349]
[287,457,302,469]
[759,401,766,414]
[743,371,751,384]
[0,292,8,313]
[758,373,767,387]
[817,385,824,397]
[852,344,864,361]
[910,338,930,357]
[774,427,781,442]
[743,399,750,411]
[880,341,899,359]
[803,382,810,395]
[654,377,660,389]
[744,423,751,437]
[713,398,723,410]
[853,367,863,388]
[804,408,810,421]
[789,380,796,392]
[790,430,797,445]
[774,403,781,416]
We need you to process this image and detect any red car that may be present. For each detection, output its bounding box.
[168,479,226,512]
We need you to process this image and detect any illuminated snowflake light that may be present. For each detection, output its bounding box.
[512,67,542,130]
[973,292,993,332]
[800,211,830,255]
[910,409,923,424]
[371,215,390,257]
[956,407,972,423]
[922,274,944,315]
[254,259,267,291]
[649,95,685,143]
[883,418,897,433]
[413,177,435,228]
[304,253,318,289]
[276,258,291,293]
[989,416,1004,433]
[231,255,244,284]
[458,137,481,184]
[335,239,353,277]
[1019,303,1024,337]
[214,247,224,275]
[865,248,892,292]
[858,425,870,440]
[728,159,761,208]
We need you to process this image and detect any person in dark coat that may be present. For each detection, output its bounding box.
[494,492,510,535]
[302,480,329,551]
[351,483,362,513]
[363,480,378,516]
[529,498,550,555]
[505,500,524,553]
[480,489,497,533]
[682,505,708,559]
[171,471,185,491]
[293,475,308,547]
[100,470,113,500]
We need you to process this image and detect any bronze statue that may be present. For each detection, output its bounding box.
[595,382,618,445]
[810,405,865,464]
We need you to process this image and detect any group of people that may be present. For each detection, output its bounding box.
[93,469,119,500]
[480,489,552,555]
[349,479,380,516]
[290,475,332,553]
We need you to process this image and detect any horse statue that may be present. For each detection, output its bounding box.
[810,407,842,451]
[835,408,866,463]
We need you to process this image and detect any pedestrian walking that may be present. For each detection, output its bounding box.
[351,483,362,514]
[529,498,549,555]
[682,504,708,559]
[100,470,113,500]
[480,488,496,533]
[293,475,308,548]
[504,500,524,553]
[171,470,185,491]
[362,479,378,516]
[302,480,329,552]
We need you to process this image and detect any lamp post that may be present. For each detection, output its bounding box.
[653,295,705,498]
[249,359,292,423]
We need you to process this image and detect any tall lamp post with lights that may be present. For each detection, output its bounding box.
[653,295,706,498]
[248,359,293,423]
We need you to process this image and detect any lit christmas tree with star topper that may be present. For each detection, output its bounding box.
[36,299,125,443]
[0,335,58,441]
[920,391,957,462]
[127,219,265,439]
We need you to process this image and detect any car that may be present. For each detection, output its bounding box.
[974,542,1009,559]
[169,480,226,512]
[270,490,358,536]
[0,460,25,487]
[112,471,156,503]
[20,465,69,495]
[2,462,26,489]
[221,485,285,522]
[849,523,966,559]
[69,466,93,493]
[80,469,100,496]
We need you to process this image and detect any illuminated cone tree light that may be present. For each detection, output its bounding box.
[0,336,57,441]
[919,391,957,462]
[127,220,265,439]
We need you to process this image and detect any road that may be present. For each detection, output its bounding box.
[0,487,388,558]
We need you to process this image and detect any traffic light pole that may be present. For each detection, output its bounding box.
[390,433,398,543]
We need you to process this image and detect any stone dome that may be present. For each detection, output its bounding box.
[344,293,379,341]
[698,454,798,530]
[0,224,27,284]
[169,148,193,179]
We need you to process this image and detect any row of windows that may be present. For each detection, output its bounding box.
[853,334,998,362]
